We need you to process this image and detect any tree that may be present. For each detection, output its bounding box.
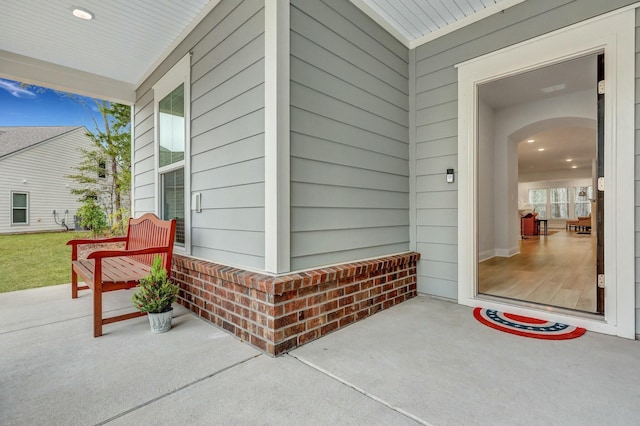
[68,100,131,235]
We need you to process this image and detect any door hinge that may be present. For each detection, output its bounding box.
[597,177,605,191]
[598,80,605,95]
[597,274,605,288]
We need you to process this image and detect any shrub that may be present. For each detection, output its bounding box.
[76,197,109,237]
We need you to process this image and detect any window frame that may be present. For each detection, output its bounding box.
[549,187,570,219]
[574,186,592,217]
[527,188,547,219]
[153,54,191,254]
[11,191,29,225]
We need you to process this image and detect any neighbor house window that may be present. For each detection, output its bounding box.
[575,186,592,217]
[549,187,569,219]
[11,192,28,225]
[528,189,547,218]
[98,160,106,178]
[154,55,190,250]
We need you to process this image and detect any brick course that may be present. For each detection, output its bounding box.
[172,252,420,356]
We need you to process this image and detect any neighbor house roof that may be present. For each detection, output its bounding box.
[0,126,83,158]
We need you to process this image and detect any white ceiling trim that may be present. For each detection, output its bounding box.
[408,0,526,49]
[0,49,136,104]
[350,0,526,49]
[349,0,411,48]
[135,0,222,90]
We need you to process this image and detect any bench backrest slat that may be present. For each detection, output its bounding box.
[125,213,176,270]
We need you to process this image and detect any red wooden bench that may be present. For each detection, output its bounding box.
[67,213,177,337]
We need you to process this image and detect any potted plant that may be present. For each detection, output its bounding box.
[132,255,180,333]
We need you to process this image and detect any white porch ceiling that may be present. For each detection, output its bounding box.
[0,0,523,102]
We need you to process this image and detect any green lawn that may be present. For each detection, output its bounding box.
[0,231,89,293]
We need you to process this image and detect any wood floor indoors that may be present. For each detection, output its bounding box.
[478,229,597,313]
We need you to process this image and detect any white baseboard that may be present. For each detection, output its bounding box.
[478,249,495,262]
[494,247,520,258]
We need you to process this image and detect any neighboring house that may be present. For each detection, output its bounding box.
[0,126,94,234]
[2,0,639,353]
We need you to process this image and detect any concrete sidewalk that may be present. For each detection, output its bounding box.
[1,285,639,425]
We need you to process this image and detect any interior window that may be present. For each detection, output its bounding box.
[528,189,547,218]
[575,186,592,217]
[549,187,569,219]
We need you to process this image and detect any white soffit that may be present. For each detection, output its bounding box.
[0,0,217,101]
[351,0,526,48]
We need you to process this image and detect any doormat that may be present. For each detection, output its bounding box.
[473,308,586,340]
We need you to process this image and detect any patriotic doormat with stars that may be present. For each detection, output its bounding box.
[473,308,586,340]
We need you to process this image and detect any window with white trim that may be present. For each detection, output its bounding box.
[575,186,593,217]
[154,55,190,250]
[528,189,547,218]
[549,187,569,219]
[11,191,28,225]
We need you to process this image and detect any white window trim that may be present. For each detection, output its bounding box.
[456,8,636,338]
[11,191,29,225]
[153,54,191,255]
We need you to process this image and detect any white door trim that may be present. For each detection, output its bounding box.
[456,8,636,338]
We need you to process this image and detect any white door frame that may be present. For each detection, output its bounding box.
[456,7,636,338]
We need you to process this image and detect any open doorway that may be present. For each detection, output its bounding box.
[475,54,601,315]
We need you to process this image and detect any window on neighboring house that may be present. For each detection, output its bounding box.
[575,186,593,217]
[98,160,106,178]
[528,189,547,218]
[11,192,28,225]
[154,55,190,249]
[549,187,569,219]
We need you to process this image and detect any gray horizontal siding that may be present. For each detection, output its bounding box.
[290,0,410,271]
[635,7,640,334]
[133,0,265,269]
[0,129,94,233]
[133,90,155,216]
[413,0,638,299]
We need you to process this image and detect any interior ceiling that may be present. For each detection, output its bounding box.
[0,0,518,101]
[479,55,599,180]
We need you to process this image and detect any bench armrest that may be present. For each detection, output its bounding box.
[67,236,128,247]
[87,246,171,260]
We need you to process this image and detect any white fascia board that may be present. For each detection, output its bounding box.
[0,49,135,104]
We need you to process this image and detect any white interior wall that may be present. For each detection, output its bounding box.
[491,89,596,255]
[478,98,495,260]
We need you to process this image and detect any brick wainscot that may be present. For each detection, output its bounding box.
[172,252,420,356]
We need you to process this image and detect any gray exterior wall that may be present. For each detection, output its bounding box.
[634,8,640,333]
[0,128,92,233]
[289,0,410,270]
[413,0,637,309]
[133,0,266,269]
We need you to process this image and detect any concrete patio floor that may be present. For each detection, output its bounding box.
[1,285,639,425]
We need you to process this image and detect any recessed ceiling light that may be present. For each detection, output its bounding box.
[527,139,535,143]
[537,148,545,151]
[572,165,578,169]
[566,158,573,162]
[72,7,94,20]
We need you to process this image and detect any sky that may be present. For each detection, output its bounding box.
[0,78,106,132]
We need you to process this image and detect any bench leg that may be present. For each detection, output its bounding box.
[71,269,78,299]
[94,289,103,337]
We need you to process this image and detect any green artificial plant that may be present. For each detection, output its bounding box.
[132,256,179,313]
